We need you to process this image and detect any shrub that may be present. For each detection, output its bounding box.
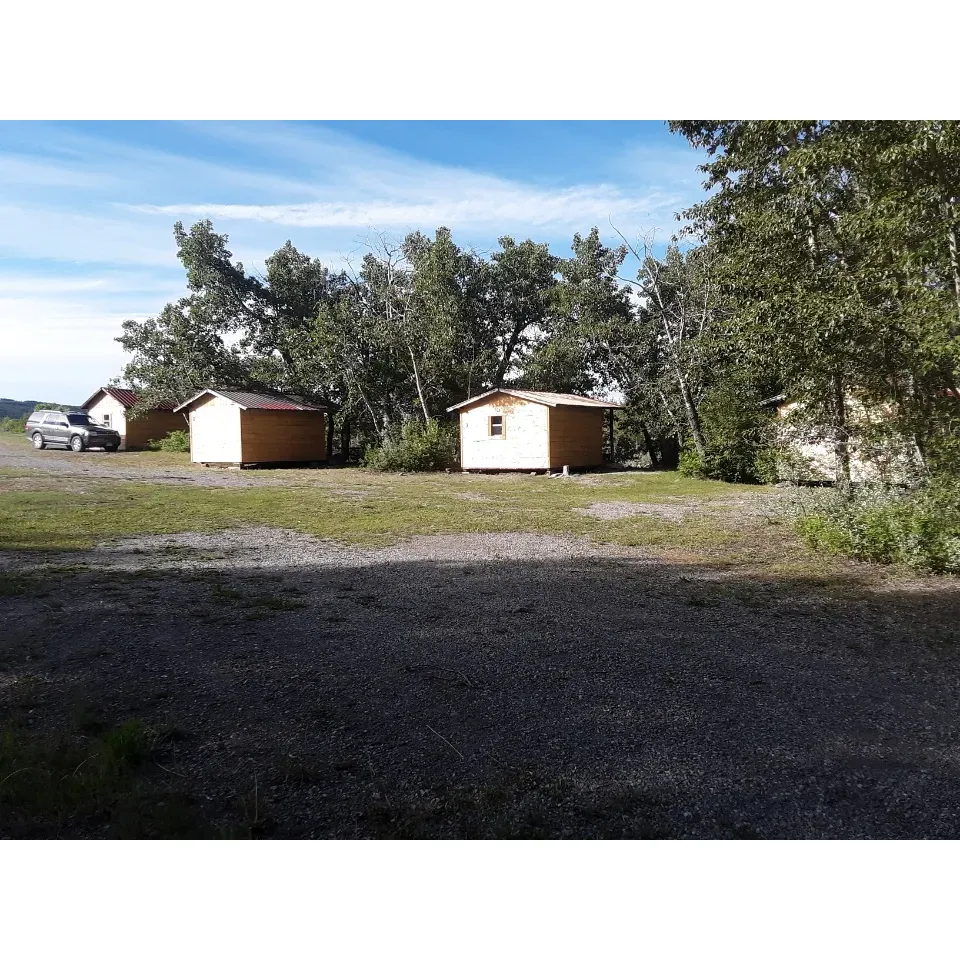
[677,379,778,483]
[677,448,707,479]
[678,442,780,484]
[146,430,190,453]
[363,420,458,472]
[794,480,960,574]
[0,416,27,433]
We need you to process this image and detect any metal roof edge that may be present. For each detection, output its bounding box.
[174,389,231,413]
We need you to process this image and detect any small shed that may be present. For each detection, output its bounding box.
[80,387,184,450]
[761,393,923,484]
[447,389,623,472]
[174,389,331,467]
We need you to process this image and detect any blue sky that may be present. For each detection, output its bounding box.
[0,121,705,403]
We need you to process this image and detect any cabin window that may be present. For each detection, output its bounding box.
[488,415,504,437]
[101,413,111,428]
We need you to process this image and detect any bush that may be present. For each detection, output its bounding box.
[677,379,778,484]
[146,430,190,453]
[0,416,27,433]
[678,442,780,484]
[363,420,458,472]
[677,448,708,479]
[794,480,960,574]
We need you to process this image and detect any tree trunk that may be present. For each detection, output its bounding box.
[340,417,351,462]
[640,421,658,466]
[326,412,334,461]
[407,344,431,422]
[832,373,851,489]
[677,372,707,459]
[659,435,680,469]
[947,218,960,331]
[493,323,525,388]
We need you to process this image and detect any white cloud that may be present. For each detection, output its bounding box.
[0,204,179,267]
[133,185,678,232]
[136,122,686,233]
[0,121,703,399]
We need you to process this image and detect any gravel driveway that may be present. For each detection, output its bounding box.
[0,450,286,487]
[4,523,960,838]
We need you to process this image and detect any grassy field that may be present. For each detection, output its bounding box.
[0,434,773,557]
[13,434,958,839]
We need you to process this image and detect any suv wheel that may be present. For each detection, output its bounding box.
[32,431,45,450]
[69,435,85,453]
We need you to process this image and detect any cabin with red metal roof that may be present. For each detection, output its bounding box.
[80,387,184,450]
[446,389,623,472]
[174,389,332,467]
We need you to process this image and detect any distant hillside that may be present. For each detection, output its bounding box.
[0,398,72,419]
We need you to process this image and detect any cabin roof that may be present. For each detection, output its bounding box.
[447,389,624,413]
[80,387,177,411]
[174,389,332,414]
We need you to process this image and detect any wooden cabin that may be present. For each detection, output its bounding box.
[175,389,331,467]
[447,389,623,472]
[80,387,184,450]
[762,393,922,484]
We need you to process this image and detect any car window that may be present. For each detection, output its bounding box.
[67,414,93,426]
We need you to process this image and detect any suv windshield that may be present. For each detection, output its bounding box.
[67,414,95,426]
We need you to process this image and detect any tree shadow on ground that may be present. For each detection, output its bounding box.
[2,548,960,838]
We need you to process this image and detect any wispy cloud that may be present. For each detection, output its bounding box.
[0,121,703,399]
[133,187,679,231]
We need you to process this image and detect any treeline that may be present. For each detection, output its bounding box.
[0,401,72,433]
[119,121,960,482]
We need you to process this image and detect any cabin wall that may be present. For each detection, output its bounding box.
[775,398,921,483]
[124,411,186,450]
[548,407,605,468]
[86,395,128,446]
[239,410,327,463]
[459,398,549,470]
[188,394,242,463]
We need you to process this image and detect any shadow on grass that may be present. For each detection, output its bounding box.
[2,546,960,838]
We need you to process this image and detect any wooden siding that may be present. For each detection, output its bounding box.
[775,398,921,483]
[547,406,605,469]
[86,396,184,450]
[124,411,186,450]
[459,398,549,470]
[86,395,128,445]
[238,410,327,463]
[188,394,242,463]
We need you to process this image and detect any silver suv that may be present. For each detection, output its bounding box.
[25,410,121,452]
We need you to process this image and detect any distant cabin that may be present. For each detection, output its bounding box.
[447,389,623,472]
[762,393,923,484]
[80,387,183,450]
[175,389,332,467]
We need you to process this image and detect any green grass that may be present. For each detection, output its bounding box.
[0,718,215,839]
[0,466,765,554]
[205,580,306,620]
[0,431,196,469]
[0,572,35,596]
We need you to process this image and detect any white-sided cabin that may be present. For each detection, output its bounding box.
[80,387,184,450]
[767,394,923,484]
[447,389,623,472]
[175,389,331,467]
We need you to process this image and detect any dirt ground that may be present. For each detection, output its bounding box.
[3,447,960,839]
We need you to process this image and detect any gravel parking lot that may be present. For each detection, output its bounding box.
[4,510,960,838]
